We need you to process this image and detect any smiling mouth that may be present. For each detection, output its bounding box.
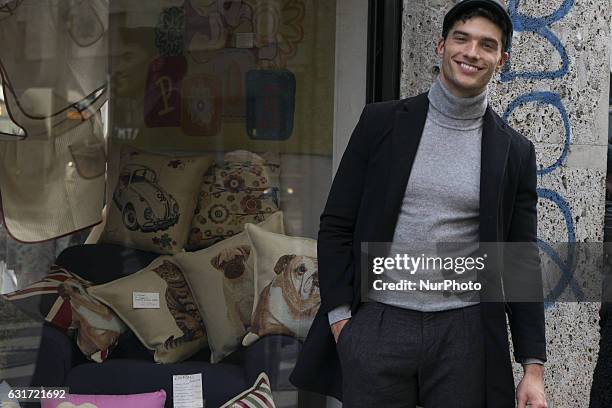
[455,61,482,73]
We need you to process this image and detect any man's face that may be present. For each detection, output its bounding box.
[436,16,509,97]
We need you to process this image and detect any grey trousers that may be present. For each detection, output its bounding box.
[337,302,485,408]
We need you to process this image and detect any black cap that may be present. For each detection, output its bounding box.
[443,0,513,52]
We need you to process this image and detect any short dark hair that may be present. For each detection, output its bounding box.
[442,7,509,52]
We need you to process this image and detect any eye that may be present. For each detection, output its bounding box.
[298,265,307,273]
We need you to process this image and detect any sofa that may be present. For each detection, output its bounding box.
[27,243,311,408]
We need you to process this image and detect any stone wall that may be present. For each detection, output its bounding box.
[401,1,610,406]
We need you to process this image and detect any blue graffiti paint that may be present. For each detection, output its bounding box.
[502,92,571,175]
[501,0,574,81]
[501,1,579,307]
[536,188,582,308]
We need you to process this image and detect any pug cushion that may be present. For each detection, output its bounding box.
[101,145,213,254]
[174,211,284,363]
[187,150,280,250]
[242,225,320,346]
[88,257,207,363]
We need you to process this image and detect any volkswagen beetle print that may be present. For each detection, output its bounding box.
[113,164,180,232]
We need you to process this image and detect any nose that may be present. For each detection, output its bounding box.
[464,41,480,60]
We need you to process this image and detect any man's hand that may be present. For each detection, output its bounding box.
[331,318,350,343]
[516,364,547,408]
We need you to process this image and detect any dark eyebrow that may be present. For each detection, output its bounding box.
[451,30,500,47]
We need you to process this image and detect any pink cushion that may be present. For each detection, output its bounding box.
[40,389,166,408]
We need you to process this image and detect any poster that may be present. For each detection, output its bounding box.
[109,0,336,156]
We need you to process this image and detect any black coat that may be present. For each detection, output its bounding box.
[289,92,547,407]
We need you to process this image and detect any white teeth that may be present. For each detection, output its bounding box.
[460,63,478,72]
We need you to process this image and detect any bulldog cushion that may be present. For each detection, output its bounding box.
[242,225,320,346]
[88,257,208,363]
[187,150,280,251]
[2,265,127,362]
[101,145,213,254]
[174,211,284,363]
[40,389,166,408]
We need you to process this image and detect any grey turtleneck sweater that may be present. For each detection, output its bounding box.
[368,75,485,311]
[330,76,484,319]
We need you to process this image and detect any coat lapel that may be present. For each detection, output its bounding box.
[380,93,429,241]
[479,107,511,242]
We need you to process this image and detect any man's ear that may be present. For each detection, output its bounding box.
[497,51,510,70]
[436,37,445,58]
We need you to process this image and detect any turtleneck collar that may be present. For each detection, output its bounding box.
[427,75,488,121]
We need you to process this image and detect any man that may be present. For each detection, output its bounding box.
[290,1,547,407]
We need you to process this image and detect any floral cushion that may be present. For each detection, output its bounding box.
[187,150,280,251]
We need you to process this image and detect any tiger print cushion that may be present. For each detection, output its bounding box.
[88,257,207,363]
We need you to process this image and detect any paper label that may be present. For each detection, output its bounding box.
[235,32,254,49]
[173,373,204,408]
[132,292,160,309]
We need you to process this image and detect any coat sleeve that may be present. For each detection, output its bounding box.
[317,105,371,315]
[505,141,547,363]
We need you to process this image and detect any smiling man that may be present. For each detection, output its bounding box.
[290,0,547,407]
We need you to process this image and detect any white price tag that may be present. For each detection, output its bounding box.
[132,292,160,309]
[173,373,204,408]
[235,32,254,48]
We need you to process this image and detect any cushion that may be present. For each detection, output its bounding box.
[88,257,208,363]
[243,226,320,346]
[174,211,284,363]
[65,359,247,408]
[187,150,280,251]
[220,372,275,408]
[40,389,166,408]
[101,145,213,254]
[2,266,126,362]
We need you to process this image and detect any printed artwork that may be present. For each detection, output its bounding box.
[2,266,126,362]
[173,211,284,363]
[187,153,280,250]
[88,256,209,363]
[101,146,213,254]
[113,164,180,233]
[109,0,335,155]
[246,69,295,140]
[210,245,254,330]
[250,253,320,340]
[152,260,207,349]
